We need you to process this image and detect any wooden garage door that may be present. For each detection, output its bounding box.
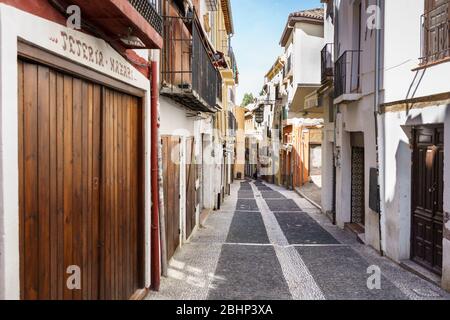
[101,87,144,300]
[162,136,181,260]
[18,59,144,300]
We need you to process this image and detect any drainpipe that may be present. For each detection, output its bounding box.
[332,0,339,226]
[374,0,384,256]
[150,59,161,290]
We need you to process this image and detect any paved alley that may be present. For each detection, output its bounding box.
[148,181,450,301]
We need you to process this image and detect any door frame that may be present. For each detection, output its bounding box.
[410,124,444,275]
[17,42,147,299]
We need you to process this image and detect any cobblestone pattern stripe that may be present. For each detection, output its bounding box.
[251,183,326,300]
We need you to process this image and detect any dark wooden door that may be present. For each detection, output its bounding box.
[411,125,444,275]
[185,137,197,240]
[18,59,144,300]
[162,136,181,260]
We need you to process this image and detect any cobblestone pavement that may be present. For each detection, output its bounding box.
[147,180,450,300]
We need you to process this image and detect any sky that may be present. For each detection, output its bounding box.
[230,0,322,105]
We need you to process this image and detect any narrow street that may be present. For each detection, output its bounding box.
[148,180,450,301]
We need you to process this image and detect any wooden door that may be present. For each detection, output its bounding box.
[100,88,144,300]
[185,137,197,240]
[162,136,181,260]
[411,125,444,275]
[18,60,102,300]
[18,59,144,300]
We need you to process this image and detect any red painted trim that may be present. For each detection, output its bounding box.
[0,0,66,24]
[1,1,151,77]
[150,60,161,291]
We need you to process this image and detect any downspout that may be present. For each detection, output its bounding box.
[332,0,339,225]
[150,59,161,290]
[374,0,384,256]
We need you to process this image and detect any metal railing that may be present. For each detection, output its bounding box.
[420,1,450,64]
[228,46,238,81]
[275,85,281,100]
[192,21,218,109]
[321,43,334,83]
[161,16,218,111]
[284,55,292,78]
[129,0,163,35]
[334,50,361,98]
[217,72,223,101]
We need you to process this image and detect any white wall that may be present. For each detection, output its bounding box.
[382,106,449,262]
[160,97,195,136]
[381,0,450,290]
[293,22,324,85]
[334,0,381,251]
[384,0,450,102]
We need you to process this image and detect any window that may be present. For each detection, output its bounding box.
[421,0,450,64]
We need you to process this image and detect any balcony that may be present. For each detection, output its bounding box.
[161,16,219,113]
[321,43,334,84]
[334,50,362,104]
[420,1,450,65]
[283,55,293,82]
[57,0,163,49]
[129,0,163,35]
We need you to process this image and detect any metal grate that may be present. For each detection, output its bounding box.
[129,0,163,35]
[334,50,361,98]
[321,43,334,84]
[161,16,219,112]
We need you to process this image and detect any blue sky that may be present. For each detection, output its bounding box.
[230,0,321,104]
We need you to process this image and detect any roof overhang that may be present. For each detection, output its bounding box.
[221,0,234,35]
[265,57,285,81]
[280,16,324,47]
[290,84,321,113]
[57,0,163,49]
[304,90,324,115]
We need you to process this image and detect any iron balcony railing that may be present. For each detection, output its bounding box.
[334,50,361,98]
[217,71,223,101]
[420,1,450,64]
[161,16,219,112]
[275,85,281,100]
[228,46,238,81]
[129,0,163,35]
[284,55,292,79]
[228,111,237,137]
[321,43,334,84]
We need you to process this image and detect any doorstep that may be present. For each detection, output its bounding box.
[400,260,442,287]
[344,223,366,244]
